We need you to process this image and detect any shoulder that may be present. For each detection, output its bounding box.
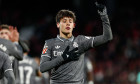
[44,38,57,48]
[0,38,12,43]
[0,51,8,60]
[75,35,83,39]
[0,38,14,46]
[75,35,87,40]
[77,35,93,40]
[45,38,56,43]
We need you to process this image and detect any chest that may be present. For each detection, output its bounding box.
[51,40,79,57]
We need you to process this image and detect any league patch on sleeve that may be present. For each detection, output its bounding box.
[42,45,48,54]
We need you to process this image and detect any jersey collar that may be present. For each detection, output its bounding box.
[57,35,74,42]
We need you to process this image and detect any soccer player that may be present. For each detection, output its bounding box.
[0,24,23,81]
[18,40,42,84]
[40,2,113,84]
[0,51,15,84]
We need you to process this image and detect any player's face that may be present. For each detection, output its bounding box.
[0,29,11,40]
[57,17,75,35]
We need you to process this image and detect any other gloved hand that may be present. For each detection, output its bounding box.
[62,46,80,61]
[95,2,107,15]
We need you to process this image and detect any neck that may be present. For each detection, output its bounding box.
[60,32,72,39]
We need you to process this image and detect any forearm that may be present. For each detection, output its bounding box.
[93,15,113,46]
[13,43,23,60]
[40,56,64,73]
[5,71,15,84]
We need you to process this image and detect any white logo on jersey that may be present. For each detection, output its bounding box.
[73,42,78,48]
[55,45,60,49]
[0,44,7,52]
[85,36,91,39]
[66,54,69,58]
[53,51,63,56]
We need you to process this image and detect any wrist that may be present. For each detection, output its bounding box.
[100,15,110,23]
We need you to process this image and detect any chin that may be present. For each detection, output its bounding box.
[63,31,71,35]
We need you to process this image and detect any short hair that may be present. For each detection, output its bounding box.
[19,39,30,53]
[56,9,76,23]
[0,24,9,30]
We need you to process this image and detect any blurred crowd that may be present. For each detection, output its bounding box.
[0,0,140,84]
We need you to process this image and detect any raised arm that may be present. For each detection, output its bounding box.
[93,2,113,47]
[9,26,23,60]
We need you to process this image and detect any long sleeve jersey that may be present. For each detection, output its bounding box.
[40,15,113,84]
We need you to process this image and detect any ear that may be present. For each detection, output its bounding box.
[56,22,60,28]
[73,23,76,28]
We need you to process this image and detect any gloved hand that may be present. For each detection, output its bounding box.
[62,46,80,61]
[95,2,107,15]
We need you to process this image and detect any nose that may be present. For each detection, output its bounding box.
[1,35,6,38]
[66,22,70,26]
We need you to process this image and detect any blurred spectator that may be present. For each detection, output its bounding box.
[84,50,94,84]
[0,24,23,83]
[18,39,42,84]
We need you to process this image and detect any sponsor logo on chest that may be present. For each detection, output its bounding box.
[53,51,63,56]
[53,45,63,56]
[53,42,79,57]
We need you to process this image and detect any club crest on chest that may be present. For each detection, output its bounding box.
[73,42,78,48]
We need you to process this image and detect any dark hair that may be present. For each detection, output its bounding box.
[56,9,76,23]
[19,39,30,53]
[0,24,9,30]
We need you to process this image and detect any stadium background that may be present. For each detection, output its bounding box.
[0,0,140,84]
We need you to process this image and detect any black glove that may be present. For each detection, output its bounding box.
[62,46,80,61]
[95,2,107,15]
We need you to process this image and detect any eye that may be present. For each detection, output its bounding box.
[69,19,73,23]
[0,32,3,35]
[63,19,66,23]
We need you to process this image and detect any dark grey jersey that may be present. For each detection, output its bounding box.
[0,38,23,79]
[18,55,38,84]
[40,15,113,84]
[0,51,13,79]
[0,38,23,60]
[41,35,94,84]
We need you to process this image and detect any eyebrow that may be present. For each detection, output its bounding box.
[63,18,73,21]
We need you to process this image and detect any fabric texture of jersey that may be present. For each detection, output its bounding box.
[41,35,94,84]
[0,38,23,79]
[17,55,39,84]
[0,51,13,83]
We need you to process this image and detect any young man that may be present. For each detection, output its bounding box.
[0,51,15,84]
[40,2,113,84]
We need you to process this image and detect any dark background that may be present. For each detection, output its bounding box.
[0,0,140,84]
